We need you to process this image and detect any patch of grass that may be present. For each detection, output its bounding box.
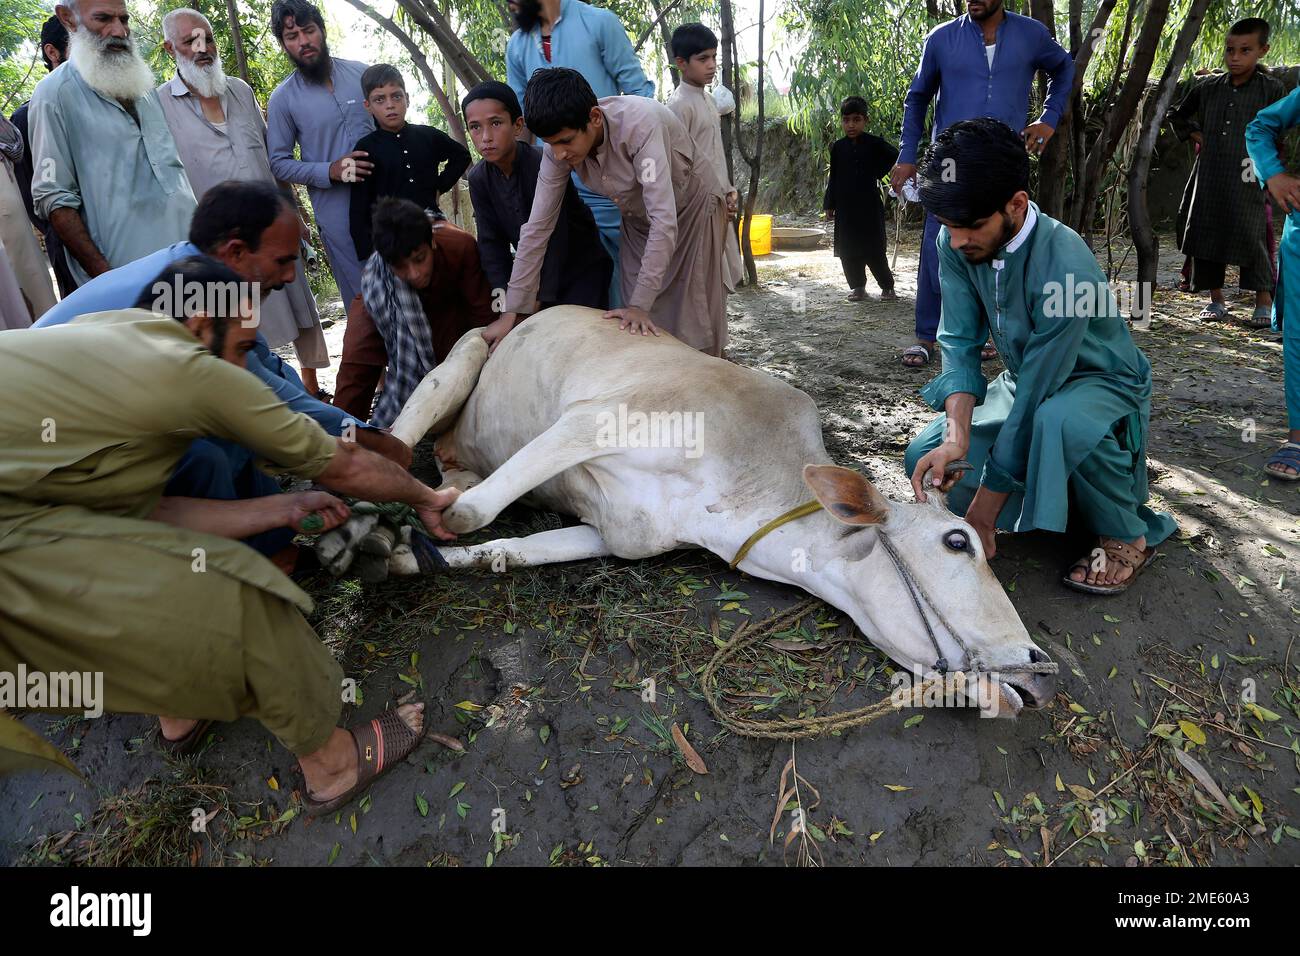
[24,763,234,867]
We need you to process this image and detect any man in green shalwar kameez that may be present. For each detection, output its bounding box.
[0,256,458,814]
[905,119,1176,594]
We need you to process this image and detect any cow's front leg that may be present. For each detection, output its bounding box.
[388,524,611,574]
[442,410,606,534]
[389,328,489,445]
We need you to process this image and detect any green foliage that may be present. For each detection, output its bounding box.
[0,0,55,110]
[783,0,932,151]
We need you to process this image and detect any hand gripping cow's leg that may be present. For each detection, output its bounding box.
[388,328,490,446]
[387,524,611,574]
[441,409,607,534]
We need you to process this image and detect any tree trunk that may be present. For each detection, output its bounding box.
[1063,0,1118,225]
[1127,0,1212,326]
[740,0,764,287]
[344,0,466,145]
[718,0,737,190]
[1028,0,1067,219]
[1074,0,1168,241]
[396,0,492,89]
[224,0,251,85]
[926,0,940,19]
[643,0,680,88]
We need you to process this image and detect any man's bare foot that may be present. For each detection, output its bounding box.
[1068,535,1147,588]
[159,716,199,742]
[299,703,424,803]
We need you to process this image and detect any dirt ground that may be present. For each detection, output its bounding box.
[3,228,1298,867]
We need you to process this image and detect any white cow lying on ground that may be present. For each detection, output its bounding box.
[325,306,1057,716]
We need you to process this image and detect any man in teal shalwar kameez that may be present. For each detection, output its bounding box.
[1246,86,1300,481]
[905,119,1176,594]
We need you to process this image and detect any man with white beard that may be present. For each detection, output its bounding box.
[27,0,195,286]
[157,8,329,395]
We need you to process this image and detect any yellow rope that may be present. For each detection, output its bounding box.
[728,500,824,570]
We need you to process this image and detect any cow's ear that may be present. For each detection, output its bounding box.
[802,464,889,526]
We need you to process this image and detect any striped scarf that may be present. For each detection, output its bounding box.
[361,251,436,429]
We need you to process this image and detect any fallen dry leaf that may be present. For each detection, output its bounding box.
[671,723,709,775]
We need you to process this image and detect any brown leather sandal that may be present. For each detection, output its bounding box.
[1063,536,1156,596]
[303,708,427,817]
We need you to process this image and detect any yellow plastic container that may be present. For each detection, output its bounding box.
[744,214,773,256]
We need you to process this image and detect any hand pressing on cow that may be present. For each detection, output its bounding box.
[482,312,519,354]
[603,305,660,337]
[963,487,1009,560]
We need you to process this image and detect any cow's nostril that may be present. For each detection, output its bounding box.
[1029,647,1048,664]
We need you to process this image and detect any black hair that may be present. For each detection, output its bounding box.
[917,118,1030,227]
[522,67,597,138]
[271,0,325,44]
[1228,17,1270,47]
[670,23,718,61]
[840,95,868,119]
[462,81,522,122]
[133,256,248,357]
[39,15,68,71]
[362,63,405,99]
[372,198,433,265]
[189,180,297,254]
[511,0,542,34]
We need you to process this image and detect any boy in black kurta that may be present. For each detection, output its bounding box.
[1170,18,1285,326]
[823,96,898,301]
[462,81,611,309]
[349,64,472,261]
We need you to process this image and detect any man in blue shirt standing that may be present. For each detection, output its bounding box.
[34,180,411,560]
[891,0,1073,369]
[506,0,654,308]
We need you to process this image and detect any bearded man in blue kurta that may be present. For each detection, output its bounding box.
[905,119,1176,595]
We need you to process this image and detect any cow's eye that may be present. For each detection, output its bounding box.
[944,530,970,552]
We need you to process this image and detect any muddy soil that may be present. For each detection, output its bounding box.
[2,230,1297,867]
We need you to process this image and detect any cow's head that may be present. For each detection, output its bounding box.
[802,464,1056,717]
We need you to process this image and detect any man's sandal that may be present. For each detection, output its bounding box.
[1198,302,1229,322]
[1240,306,1274,330]
[303,708,427,817]
[157,719,215,757]
[902,343,933,368]
[980,341,998,362]
[1062,537,1157,596]
[1264,442,1300,482]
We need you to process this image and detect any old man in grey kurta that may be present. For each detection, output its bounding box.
[28,59,196,286]
[158,73,328,370]
[267,57,373,309]
[0,310,343,774]
[504,96,730,355]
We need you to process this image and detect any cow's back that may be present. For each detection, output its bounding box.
[444,306,831,540]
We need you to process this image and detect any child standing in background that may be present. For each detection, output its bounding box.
[824,96,898,302]
[348,63,472,261]
[1170,18,1285,326]
[666,23,743,293]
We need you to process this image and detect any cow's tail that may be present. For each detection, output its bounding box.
[389,327,489,446]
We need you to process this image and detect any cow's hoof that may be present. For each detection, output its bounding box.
[443,499,487,534]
